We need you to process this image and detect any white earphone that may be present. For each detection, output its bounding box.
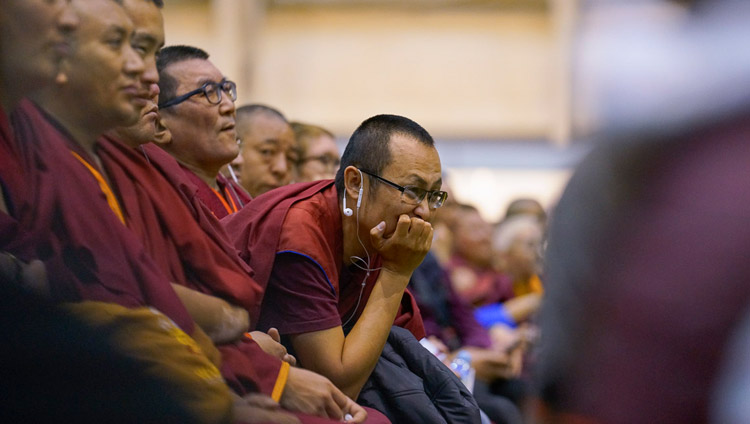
[342,170,364,217]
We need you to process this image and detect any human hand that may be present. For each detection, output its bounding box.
[233,393,301,424]
[489,324,520,353]
[462,347,517,382]
[340,396,367,423]
[370,214,433,277]
[281,366,353,420]
[251,328,297,365]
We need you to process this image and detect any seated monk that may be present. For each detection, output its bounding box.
[224,114,445,401]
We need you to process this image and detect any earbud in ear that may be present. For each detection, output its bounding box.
[343,196,353,216]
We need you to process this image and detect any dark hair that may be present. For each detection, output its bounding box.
[334,114,434,197]
[236,104,288,123]
[156,45,209,104]
[149,0,164,7]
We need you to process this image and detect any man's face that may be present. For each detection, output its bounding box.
[504,225,544,278]
[0,0,78,96]
[357,134,442,242]
[112,92,161,147]
[453,209,493,267]
[233,112,295,197]
[297,134,340,182]
[63,0,144,128]
[111,0,164,146]
[159,58,238,176]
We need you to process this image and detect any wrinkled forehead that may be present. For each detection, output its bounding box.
[382,134,442,185]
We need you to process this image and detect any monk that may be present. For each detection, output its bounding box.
[156,45,250,218]
[0,0,77,277]
[224,114,446,399]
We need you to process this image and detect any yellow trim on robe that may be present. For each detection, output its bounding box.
[71,151,126,225]
[271,361,291,402]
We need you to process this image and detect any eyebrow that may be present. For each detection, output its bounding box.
[404,175,442,190]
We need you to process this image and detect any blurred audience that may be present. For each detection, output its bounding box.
[491,215,544,322]
[503,198,547,227]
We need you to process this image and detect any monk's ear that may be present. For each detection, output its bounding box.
[343,166,363,199]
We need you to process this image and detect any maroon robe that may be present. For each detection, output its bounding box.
[6,100,194,331]
[223,180,426,340]
[0,105,22,249]
[97,135,285,396]
[177,162,247,219]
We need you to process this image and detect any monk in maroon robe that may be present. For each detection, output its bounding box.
[155,45,250,219]
[225,114,445,400]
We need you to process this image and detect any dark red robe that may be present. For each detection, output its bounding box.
[177,162,249,219]
[223,180,425,340]
[0,105,23,249]
[97,135,286,396]
[7,100,194,331]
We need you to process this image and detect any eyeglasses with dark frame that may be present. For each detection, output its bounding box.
[360,169,447,209]
[158,78,237,109]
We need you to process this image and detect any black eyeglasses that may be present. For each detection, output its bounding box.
[158,79,237,109]
[360,169,447,209]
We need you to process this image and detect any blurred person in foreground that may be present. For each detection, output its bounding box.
[291,121,340,183]
[535,0,750,423]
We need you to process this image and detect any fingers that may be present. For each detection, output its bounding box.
[283,353,297,366]
[323,384,350,421]
[369,221,387,246]
[267,327,281,343]
[322,396,344,421]
[343,398,368,423]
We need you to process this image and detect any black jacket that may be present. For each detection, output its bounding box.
[357,326,482,424]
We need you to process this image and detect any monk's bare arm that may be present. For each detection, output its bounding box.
[290,214,432,399]
[171,283,249,344]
